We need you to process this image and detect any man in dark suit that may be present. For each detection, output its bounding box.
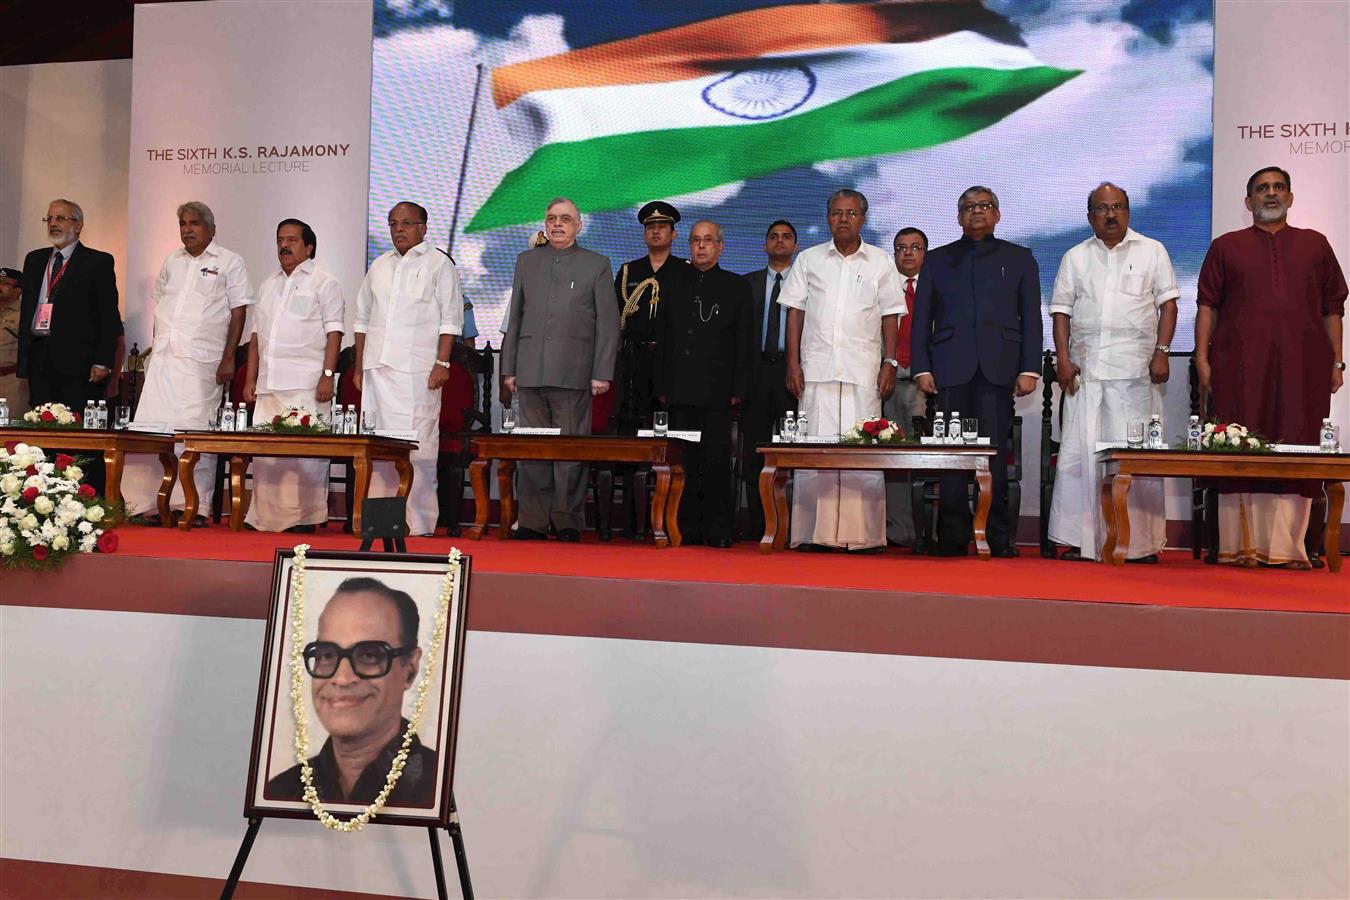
[655,220,754,547]
[17,199,121,412]
[740,220,798,541]
[910,186,1041,557]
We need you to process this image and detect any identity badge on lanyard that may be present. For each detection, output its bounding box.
[34,253,66,334]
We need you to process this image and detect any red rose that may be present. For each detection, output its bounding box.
[78,484,97,500]
[301,415,311,426]
[55,453,75,469]
[32,545,48,561]
[97,531,119,553]
[40,411,55,422]
[273,415,283,426]
[863,420,882,436]
[877,418,890,430]
[3,441,17,453]
[21,487,38,503]
[25,465,38,476]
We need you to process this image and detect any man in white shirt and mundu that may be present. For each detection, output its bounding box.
[353,201,463,537]
[241,218,345,532]
[1048,182,1178,561]
[123,201,253,518]
[780,189,905,552]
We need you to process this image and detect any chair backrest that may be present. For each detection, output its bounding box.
[592,385,616,434]
[439,341,494,451]
[335,344,361,411]
[226,341,251,404]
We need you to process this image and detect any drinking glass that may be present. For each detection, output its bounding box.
[1126,420,1146,448]
[115,405,131,430]
[208,408,223,431]
[361,410,376,434]
[501,406,516,433]
[961,417,979,443]
[653,410,669,436]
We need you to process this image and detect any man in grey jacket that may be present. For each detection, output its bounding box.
[501,197,619,541]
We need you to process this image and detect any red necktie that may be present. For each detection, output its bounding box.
[897,277,915,367]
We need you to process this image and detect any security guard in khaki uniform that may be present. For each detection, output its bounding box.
[0,267,26,413]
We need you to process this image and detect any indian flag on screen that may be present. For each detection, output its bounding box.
[466,1,1080,233]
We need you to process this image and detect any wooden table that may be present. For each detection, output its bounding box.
[758,443,997,557]
[467,434,687,548]
[175,431,416,534]
[1,427,178,526]
[1097,448,1350,571]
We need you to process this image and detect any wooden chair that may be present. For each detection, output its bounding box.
[436,342,494,536]
[1039,350,1062,557]
[212,341,253,524]
[587,387,619,541]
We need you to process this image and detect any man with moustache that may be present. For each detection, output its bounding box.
[501,197,619,541]
[124,201,252,519]
[266,577,437,807]
[911,186,1041,557]
[1048,183,1178,562]
[354,201,464,537]
[16,200,121,415]
[740,220,799,541]
[781,189,904,552]
[0,268,26,414]
[655,220,753,547]
[241,218,346,532]
[1197,166,1346,568]
[614,201,690,433]
[881,227,930,548]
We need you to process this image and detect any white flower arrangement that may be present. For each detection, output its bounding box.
[1199,421,1271,452]
[254,406,331,435]
[19,402,82,429]
[841,417,907,445]
[1,442,119,568]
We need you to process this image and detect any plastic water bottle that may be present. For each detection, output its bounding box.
[1147,414,1163,449]
[795,412,809,441]
[83,400,96,429]
[1321,417,1338,452]
[783,410,796,442]
[234,401,248,431]
[96,400,108,429]
[0,398,8,427]
[932,411,946,442]
[1187,415,1203,450]
[331,400,343,433]
[221,402,235,431]
[948,410,960,443]
[343,404,357,435]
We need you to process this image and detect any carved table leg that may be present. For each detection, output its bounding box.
[973,463,993,561]
[1325,480,1344,574]
[156,452,178,528]
[102,447,121,507]
[229,455,250,531]
[651,464,672,549]
[1108,472,1133,567]
[178,450,200,531]
[467,459,490,540]
[664,464,685,548]
[350,453,372,536]
[758,465,779,554]
[496,460,516,539]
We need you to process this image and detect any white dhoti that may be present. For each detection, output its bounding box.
[363,366,440,536]
[244,388,330,532]
[1217,493,1311,566]
[791,380,885,549]
[121,355,223,515]
[1049,377,1166,560]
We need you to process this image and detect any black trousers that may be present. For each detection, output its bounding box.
[670,403,733,542]
[27,339,109,495]
[739,357,795,540]
[936,371,1014,551]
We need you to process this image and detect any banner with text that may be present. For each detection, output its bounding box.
[125,0,373,347]
[1213,0,1349,458]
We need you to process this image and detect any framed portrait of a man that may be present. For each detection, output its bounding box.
[244,549,471,828]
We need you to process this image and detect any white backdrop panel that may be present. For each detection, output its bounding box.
[124,0,374,347]
[2,605,1346,898]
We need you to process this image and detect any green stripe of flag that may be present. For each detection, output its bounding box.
[468,65,1080,233]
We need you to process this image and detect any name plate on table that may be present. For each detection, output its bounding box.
[373,430,419,442]
[773,434,843,444]
[1273,444,1336,454]
[508,427,562,436]
[1095,442,1171,452]
[637,429,701,441]
[920,436,991,446]
[128,422,171,433]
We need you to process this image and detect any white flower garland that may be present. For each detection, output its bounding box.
[287,543,461,832]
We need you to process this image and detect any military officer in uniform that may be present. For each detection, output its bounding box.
[655,220,754,548]
[614,201,692,433]
[0,267,25,413]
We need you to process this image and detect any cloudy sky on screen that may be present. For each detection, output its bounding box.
[368,0,1213,349]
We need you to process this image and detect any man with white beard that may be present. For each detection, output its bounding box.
[1048,182,1177,562]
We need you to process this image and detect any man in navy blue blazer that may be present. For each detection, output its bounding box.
[909,186,1042,556]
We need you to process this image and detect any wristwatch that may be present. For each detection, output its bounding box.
[882,358,900,369]
[435,359,451,369]
[322,368,335,378]
[1336,362,1347,371]
[1154,344,1170,354]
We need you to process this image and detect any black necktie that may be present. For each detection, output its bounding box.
[764,272,782,353]
[49,251,65,288]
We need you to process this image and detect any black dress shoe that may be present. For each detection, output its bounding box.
[1125,553,1158,564]
[1060,547,1092,562]
[707,536,732,548]
[683,536,705,546]
[847,545,884,555]
[556,528,581,542]
[991,545,1020,559]
[795,542,833,553]
[286,524,317,534]
[511,526,547,540]
[931,543,968,557]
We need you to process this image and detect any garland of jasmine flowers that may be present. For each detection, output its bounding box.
[287,543,461,832]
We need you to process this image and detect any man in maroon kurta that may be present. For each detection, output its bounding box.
[1196,165,1347,567]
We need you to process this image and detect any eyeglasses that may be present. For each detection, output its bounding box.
[1089,203,1127,215]
[387,219,425,229]
[828,209,861,219]
[42,215,76,225]
[894,243,925,253]
[303,640,413,678]
[959,201,997,214]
